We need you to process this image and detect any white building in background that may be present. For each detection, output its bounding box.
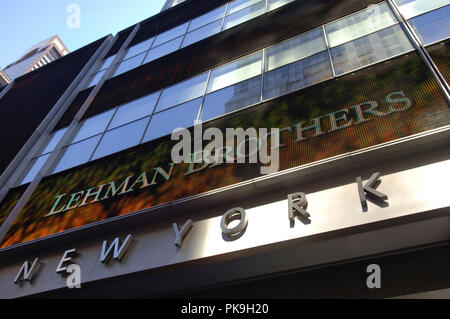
[3,35,69,81]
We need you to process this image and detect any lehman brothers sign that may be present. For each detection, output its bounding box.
[0,53,449,248]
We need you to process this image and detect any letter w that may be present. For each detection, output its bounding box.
[100,234,133,263]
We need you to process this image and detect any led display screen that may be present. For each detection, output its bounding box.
[1,52,449,248]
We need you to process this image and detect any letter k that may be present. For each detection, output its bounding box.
[356,172,388,212]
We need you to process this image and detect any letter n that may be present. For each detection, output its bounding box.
[14,258,40,284]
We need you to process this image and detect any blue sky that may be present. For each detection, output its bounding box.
[0,0,166,69]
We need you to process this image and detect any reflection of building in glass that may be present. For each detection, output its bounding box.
[2,35,69,81]
[0,0,449,300]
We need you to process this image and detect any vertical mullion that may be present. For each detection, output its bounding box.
[221,2,230,31]
[88,106,120,162]
[322,25,336,78]
[196,70,213,124]
[139,90,164,144]
[260,48,266,102]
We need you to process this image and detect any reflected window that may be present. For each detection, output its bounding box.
[124,37,155,60]
[143,37,183,64]
[202,76,261,121]
[409,5,450,45]
[53,135,102,173]
[143,98,201,142]
[189,5,226,31]
[72,109,115,143]
[153,22,189,47]
[264,51,333,100]
[268,0,295,11]
[223,0,266,30]
[113,53,146,77]
[330,24,414,75]
[19,154,51,185]
[39,128,67,155]
[228,0,263,15]
[155,72,209,112]
[92,118,149,160]
[182,20,223,48]
[87,69,106,88]
[325,2,398,47]
[207,51,262,93]
[394,0,449,19]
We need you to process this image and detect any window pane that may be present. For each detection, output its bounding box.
[113,52,145,77]
[108,92,160,129]
[153,22,189,47]
[409,5,450,45]
[40,128,67,155]
[20,154,50,185]
[182,20,223,48]
[92,118,149,160]
[155,72,209,112]
[223,0,266,30]
[325,2,398,47]
[207,51,262,93]
[268,0,295,11]
[87,69,106,88]
[394,0,449,19]
[265,28,326,72]
[228,0,264,15]
[330,24,414,75]
[189,5,226,31]
[264,51,333,100]
[101,54,116,71]
[53,135,101,173]
[143,37,183,64]
[124,37,154,60]
[72,109,115,143]
[143,98,201,142]
[201,76,261,121]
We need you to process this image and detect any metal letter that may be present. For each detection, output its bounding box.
[172,219,193,247]
[100,234,133,263]
[56,249,77,274]
[356,172,388,212]
[14,258,40,284]
[221,207,248,238]
[288,192,311,225]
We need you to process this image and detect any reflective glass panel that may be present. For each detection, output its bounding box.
[265,28,327,72]
[20,154,50,185]
[189,5,226,31]
[108,92,160,129]
[87,69,106,88]
[113,52,146,77]
[143,37,183,64]
[124,37,154,60]
[182,20,223,48]
[201,76,261,121]
[325,2,398,47]
[268,0,295,11]
[223,0,266,30]
[330,24,414,75]
[208,51,262,93]
[40,128,68,155]
[264,51,333,100]
[228,0,264,15]
[394,0,449,19]
[92,118,149,160]
[155,72,209,112]
[143,98,201,142]
[53,135,101,173]
[72,109,115,143]
[409,5,450,45]
[101,54,116,71]
[153,22,189,47]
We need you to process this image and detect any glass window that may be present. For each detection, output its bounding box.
[394,0,449,19]
[153,22,189,47]
[108,92,160,130]
[264,51,333,100]
[223,0,266,30]
[189,5,226,31]
[20,154,50,185]
[330,24,414,75]
[113,52,146,77]
[268,0,295,11]
[325,2,398,47]
[143,37,183,64]
[72,109,115,143]
[101,54,116,71]
[155,72,209,112]
[87,69,106,88]
[92,118,149,160]
[124,37,154,60]
[409,5,450,45]
[53,135,101,173]
[207,51,262,93]
[40,128,67,155]
[143,98,201,142]
[265,28,327,72]
[228,0,264,15]
[201,76,262,121]
[182,20,223,48]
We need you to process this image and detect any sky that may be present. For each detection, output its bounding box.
[0,0,166,69]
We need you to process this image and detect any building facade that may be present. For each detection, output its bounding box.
[0,0,449,298]
[2,35,69,82]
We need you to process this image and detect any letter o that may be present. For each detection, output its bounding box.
[221,207,248,237]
